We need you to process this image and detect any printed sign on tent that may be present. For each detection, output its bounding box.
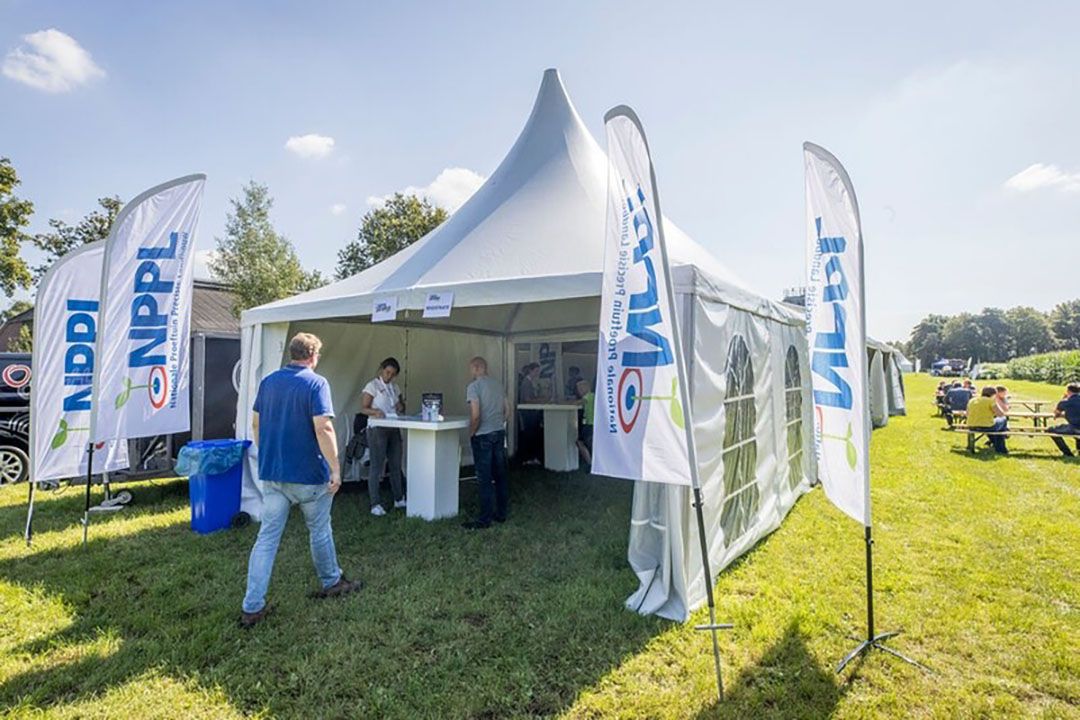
[422,291,453,318]
[372,296,398,323]
[593,109,692,486]
[91,175,206,443]
[31,241,129,481]
[804,143,869,526]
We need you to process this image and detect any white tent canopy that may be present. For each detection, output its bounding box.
[236,69,817,621]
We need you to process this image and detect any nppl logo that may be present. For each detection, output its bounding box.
[809,216,859,469]
[603,184,684,435]
[118,230,188,411]
[51,299,98,450]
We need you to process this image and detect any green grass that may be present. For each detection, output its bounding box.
[1,373,1077,719]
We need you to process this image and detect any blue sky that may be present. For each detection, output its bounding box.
[2,1,1077,341]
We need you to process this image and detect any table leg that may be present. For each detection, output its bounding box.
[405,429,460,521]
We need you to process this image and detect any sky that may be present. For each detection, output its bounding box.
[2,1,1078,342]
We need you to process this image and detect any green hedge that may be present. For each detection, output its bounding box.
[1004,350,1080,385]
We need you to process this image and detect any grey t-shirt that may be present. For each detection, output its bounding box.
[466,375,507,436]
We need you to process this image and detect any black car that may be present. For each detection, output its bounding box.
[0,353,31,485]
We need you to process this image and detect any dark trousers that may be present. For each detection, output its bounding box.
[367,426,404,507]
[518,410,542,462]
[471,430,508,525]
[1048,424,1079,457]
[972,426,1007,454]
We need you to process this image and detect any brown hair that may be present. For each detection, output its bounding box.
[981,386,997,398]
[289,332,322,361]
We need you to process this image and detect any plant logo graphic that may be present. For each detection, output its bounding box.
[617,369,685,433]
[115,365,169,410]
[50,418,106,452]
[815,406,858,470]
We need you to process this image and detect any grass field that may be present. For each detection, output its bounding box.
[1,373,1077,719]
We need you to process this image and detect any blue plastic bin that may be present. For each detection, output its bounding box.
[178,439,251,534]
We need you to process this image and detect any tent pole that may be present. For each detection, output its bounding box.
[82,443,95,547]
[835,524,930,673]
[691,487,732,700]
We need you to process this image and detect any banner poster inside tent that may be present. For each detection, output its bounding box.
[31,241,129,481]
[529,341,562,401]
[91,175,206,443]
[593,111,691,486]
[804,143,870,525]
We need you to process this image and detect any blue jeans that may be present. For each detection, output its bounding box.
[243,481,342,613]
[471,430,508,525]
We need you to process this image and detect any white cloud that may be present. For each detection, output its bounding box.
[1003,163,1080,194]
[367,167,486,213]
[2,28,105,93]
[330,203,347,216]
[284,133,335,159]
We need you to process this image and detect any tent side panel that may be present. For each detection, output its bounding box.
[626,297,812,620]
[237,321,289,520]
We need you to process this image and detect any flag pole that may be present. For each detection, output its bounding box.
[24,477,36,546]
[608,105,733,700]
[82,442,95,547]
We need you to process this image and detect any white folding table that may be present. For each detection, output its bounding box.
[368,415,468,520]
[517,403,580,472]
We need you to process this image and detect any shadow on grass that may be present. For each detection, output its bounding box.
[0,471,674,719]
[694,621,843,720]
[946,447,1080,463]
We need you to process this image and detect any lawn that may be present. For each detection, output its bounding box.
[1,374,1077,719]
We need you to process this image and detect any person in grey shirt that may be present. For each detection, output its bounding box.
[463,356,509,529]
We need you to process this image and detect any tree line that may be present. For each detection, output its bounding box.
[0,158,447,349]
[896,303,1080,368]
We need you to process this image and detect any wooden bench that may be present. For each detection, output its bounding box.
[950,426,1079,454]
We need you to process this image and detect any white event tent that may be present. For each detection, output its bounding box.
[236,69,820,621]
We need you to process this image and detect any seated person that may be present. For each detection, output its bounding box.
[1048,382,1080,457]
[993,386,1010,429]
[575,378,594,466]
[966,386,1008,454]
[944,382,973,425]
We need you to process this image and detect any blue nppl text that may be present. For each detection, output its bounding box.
[129,232,178,367]
[63,299,97,412]
[623,187,673,368]
[811,217,853,410]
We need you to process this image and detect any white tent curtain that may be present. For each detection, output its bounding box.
[626,298,814,621]
[869,348,889,428]
[886,354,907,416]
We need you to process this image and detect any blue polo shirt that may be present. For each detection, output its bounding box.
[1058,394,1080,428]
[253,363,335,484]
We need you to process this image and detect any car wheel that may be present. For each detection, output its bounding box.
[0,444,29,485]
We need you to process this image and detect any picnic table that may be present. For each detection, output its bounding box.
[1010,399,1052,413]
[947,410,1056,428]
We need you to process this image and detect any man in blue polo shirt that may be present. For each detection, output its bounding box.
[241,332,361,627]
[1049,382,1080,457]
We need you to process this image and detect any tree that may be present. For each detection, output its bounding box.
[976,307,1013,362]
[335,193,447,279]
[0,299,32,323]
[1049,299,1080,350]
[1006,306,1055,357]
[8,324,32,353]
[28,196,122,282]
[908,314,948,367]
[0,158,34,297]
[941,313,988,361]
[212,182,326,315]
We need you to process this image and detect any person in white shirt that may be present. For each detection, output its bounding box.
[360,357,406,516]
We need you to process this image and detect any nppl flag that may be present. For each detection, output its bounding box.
[804,143,870,526]
[594,108,693,486]
[91,175,206,443]
[30,241,128,481]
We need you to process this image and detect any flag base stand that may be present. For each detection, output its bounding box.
[836,526,931,675]
[836,631,928,673]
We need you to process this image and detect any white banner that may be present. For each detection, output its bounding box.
[91,175,206,443]
[372,296,398,323]
[593,108,692,486]
[30,241,128,481]
[804,142,870,525]
[423,291,453,318]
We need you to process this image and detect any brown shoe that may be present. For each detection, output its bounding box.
[239,604,273,629]
[310,575,363,599]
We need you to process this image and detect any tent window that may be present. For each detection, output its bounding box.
[784,345,803,490]
[720,335,758,546]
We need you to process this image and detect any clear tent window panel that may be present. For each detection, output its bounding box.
[720,335,759,546]
[784,345,804,491]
